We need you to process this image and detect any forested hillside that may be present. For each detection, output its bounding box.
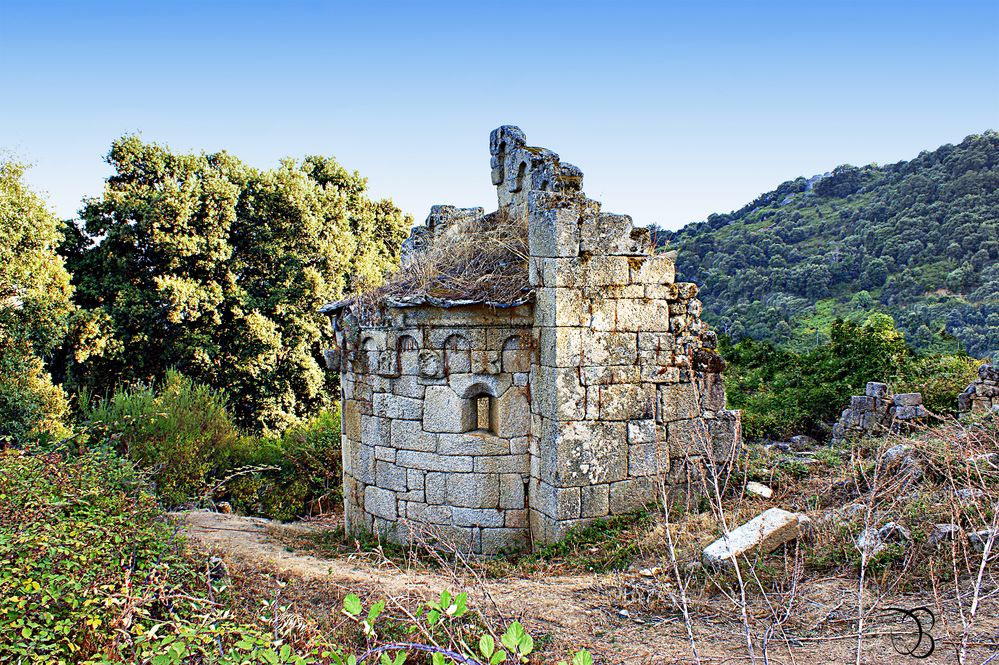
[664,131,999,358]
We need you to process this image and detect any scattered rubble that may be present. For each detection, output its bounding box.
[968,529,996,553]
[929,523,962,546]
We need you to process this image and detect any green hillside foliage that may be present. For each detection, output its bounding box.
[63,136,412,433]
[665,131,999,359]
[0,161,74,445]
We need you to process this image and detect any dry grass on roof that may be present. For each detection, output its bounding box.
[360,210,531,309]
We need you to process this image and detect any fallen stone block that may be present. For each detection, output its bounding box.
[702,508,806,567]
[745,481,773,499]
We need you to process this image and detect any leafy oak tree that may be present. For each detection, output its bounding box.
[66,137,410,432]
[0,160,74,444]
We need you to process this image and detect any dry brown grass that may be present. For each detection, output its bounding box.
[358,210,530,312]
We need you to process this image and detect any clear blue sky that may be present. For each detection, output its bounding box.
[3,0,997,229]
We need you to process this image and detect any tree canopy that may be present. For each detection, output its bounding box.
[64,137,411,432]
[0,160,73,443]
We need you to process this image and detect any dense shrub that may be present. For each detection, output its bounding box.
[84,370,248,507]
[84,371,341,518]
[226,410,343,521]
[897,353,983,414]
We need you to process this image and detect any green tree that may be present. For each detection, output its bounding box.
[67,137,411,432]
[0,160,73,444]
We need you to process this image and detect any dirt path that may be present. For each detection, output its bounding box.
[175,510,988,664]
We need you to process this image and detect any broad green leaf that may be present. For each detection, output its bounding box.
[343,594,362,617]
[571,649,593,665]
[479,634,495,658]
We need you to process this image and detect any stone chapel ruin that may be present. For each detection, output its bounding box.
[322,126,740,554]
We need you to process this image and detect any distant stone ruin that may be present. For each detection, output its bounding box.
[322,126,739,554]
[958,363,999,416]
[831,382,927,443]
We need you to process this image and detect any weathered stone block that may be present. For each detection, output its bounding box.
[587,298,618,332]
[406,502,452,524]
[425,472,446,503]
[629,442,666,476]
[582,331,638,366]
[627,419,658,444]
[615,299,670,332]
[502,349,531,373]
[630,254,676,284]
[534,366,586,421]
[374,446,395,462]
[494,385,531,438]
[599,383,654,421]
[535,287,587,327]
[361,415,391,445]
[641,364,681,384]
[343,400,362,440]
[396,450,473,472]
[538,419,628,486]
[538,326,582,367]
[505,509,529,528]
[659,382,701,421]
[364,486,397,520]
[609,477,657,514]
[893,393,922,407]
[445,473,499,508]
[452,507,505,527]
[580,484,609,517]
[499,473,526,509]
[437,432,509,456]
[423,386,474,432]
[375,461,408,491]
[528,194,582,258]
[390,419,437,452]
[702,508,806,568]
[580,365,641,386]
[373,393,423,420]
[481,528,529,554]
[418,350,442,377]
[474,455,529,474]
[666,418,712,458]
[392,375,426,399]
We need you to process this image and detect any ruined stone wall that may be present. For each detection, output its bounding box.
[831,382,927,443]
[338,304,534,554]
[958,363,999,416]
[489,127,739,544]
[329,126,739,554]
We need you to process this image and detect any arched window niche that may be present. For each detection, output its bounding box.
[459,381,498,435]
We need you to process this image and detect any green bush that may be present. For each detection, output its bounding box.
[722,312,987,441]
[898,353,983,414]
[84,370,341,519]
[722,313,910,441]
[84,370,248,507]
[227,410,343,521]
